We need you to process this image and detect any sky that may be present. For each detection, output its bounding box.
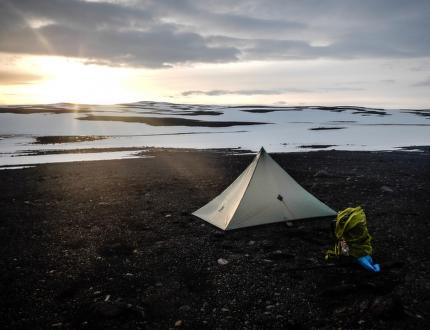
[0,0,429,107]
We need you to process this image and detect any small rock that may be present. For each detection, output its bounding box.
[334,306,346,314]
[217,258,229,265]
[285,221,293,227]
[248,240,256,245]
[268,250,294,260]
[359,300,369,312]
[179,305,191,312]
[174,320,183,327]
[221,307,230,312]
[314,170,330,178]
[381,185,394,193]
[51,323,62,327]
[165,214,172,218]
[261,240,274,249]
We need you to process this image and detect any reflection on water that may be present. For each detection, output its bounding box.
[0,150,145,168]
[0,165,35,170]
[0,101,429,168]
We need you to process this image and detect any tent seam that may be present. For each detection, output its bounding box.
[226,149,264,229]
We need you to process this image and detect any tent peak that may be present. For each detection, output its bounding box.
[259,146,267,154]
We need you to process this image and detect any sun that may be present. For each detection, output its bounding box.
[5,55,151,105]
[34,57,138,104]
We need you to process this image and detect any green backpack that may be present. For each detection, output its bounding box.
[325,206,373,260]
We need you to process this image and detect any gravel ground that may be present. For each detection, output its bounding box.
[0,149,429,329]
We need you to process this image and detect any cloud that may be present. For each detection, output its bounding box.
[0,0,429,68]
[319,87,365,92]
[182,86,367,96]
[0,0,238,68]
[412,76,430,87]
[182,88,309,96]
[0,70,42,85]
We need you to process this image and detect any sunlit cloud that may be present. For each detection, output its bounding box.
[0,0,429,107]
[0,70,42,85]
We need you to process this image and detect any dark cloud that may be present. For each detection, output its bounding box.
[0,23,238,68]
[0,0,429,68]
[0,70,42,84]
[412,76,430,87]
[0,0,238,67]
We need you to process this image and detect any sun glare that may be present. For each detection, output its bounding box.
[3,56,155,105]
[34,57,138,104]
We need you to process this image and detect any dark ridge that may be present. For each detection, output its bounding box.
[403,110,430,118]
[309,127,347,131]
[227,105,298,109]
[18,147,145,156]
[34,136,107,144]
[308,105,386,111]
[299,145,338,149]
[77,115,269,127]
[352,110,389,116]
[232,105,391,115]
[176,110,223,116]
[398,146,430,152]
[361,124,430,126]
[138,110,223,116]
[241,109,300,113]
[0,107,92,114]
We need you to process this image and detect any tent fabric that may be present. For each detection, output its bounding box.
[193,147,337,230]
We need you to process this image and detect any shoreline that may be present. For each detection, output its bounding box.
[0,149,429,329]
[1,143,430,170]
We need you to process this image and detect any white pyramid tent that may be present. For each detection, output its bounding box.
[193,147,336,230]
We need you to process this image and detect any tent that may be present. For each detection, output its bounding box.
[193,147,336,230]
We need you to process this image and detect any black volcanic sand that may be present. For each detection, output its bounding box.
[34,136,108,144]
[77,115,269,127]
[1,150,429,329]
